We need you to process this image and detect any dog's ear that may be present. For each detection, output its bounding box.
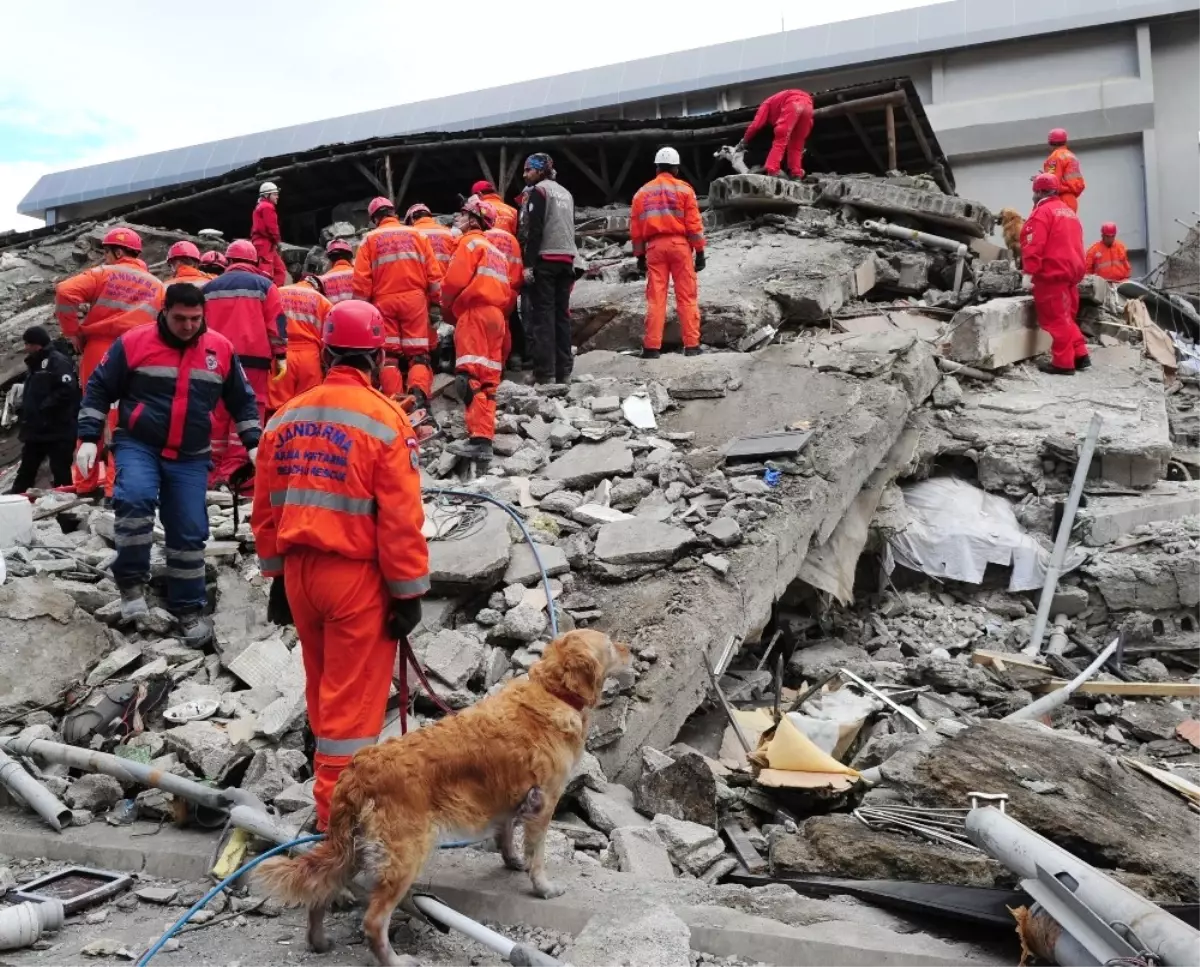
[536,632,605,708]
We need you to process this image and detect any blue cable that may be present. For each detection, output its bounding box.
[137,834,480,966]
[422,488,559,637]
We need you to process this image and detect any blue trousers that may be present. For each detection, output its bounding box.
[111,437,210,613]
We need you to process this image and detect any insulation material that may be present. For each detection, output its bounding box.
[758,713,859,776]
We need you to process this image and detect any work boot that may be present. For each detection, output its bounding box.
[446,437,494,461]
[1075,355,1092,371]
[683,346,702,357]
[119,585,149,622]
[176,612,214,650]
[1037,359,1075,376]
[507,353,525,372]
[640,348,661,360]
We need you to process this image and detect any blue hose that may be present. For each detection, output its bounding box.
[137,834,481,966]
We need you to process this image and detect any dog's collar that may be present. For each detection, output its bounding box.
[545,685,589,712]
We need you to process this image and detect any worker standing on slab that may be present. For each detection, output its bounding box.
[320,239,355,303]
[8,326,79,493]
[55,227,165,497]
[352,197,443,408]
[78,283,260,647]
[484,219,524,368]
[440,199,511,461]
[252,298,429,831]
[520,153,578,385]
[1085,223,1132,282]
[631,147,706,360]
[199,250,227,279]
[1023,173,1090,376]
[736,89,814,180]
[251,181,288,286]
[203,239,286,486]
[1042,129,1085,213]
[270,275,333,410]
[470,180,519,235]
[164,241,208,287]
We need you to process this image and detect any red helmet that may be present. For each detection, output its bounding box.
[325,238,353,257]
[460,197,496,230]
[1032,173,1061,193]
[1101,222,1117,236]
[199,250,227,269]
[1048,128,1068,145]
[102,227,142,253]
[404,202,432,224]
[225,239,259,263]
[367,196,394,219]
[167,240,201,261]
[471,180,495,196]
[323,300,385,351]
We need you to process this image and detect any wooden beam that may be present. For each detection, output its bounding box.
[559,145,611,195]
[605,144,640,203]
[395,154,419,207]
[501,151,523,197]
[885,103,898,172]
[498,145,507,193]
[474,150,495,187]
[1033,680,1200,698]
[900,98,935,165]
[838,94,886,173]
[599,147,610,191]
[353,161,388,196]
[384,155,394,199]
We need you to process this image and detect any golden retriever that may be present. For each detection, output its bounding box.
[998,207,1025,267]
[255,629,631,966]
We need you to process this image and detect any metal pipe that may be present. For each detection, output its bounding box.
[864,219,968,257]
[966,806,1200,965]
[839,667,929,732]
[1024,412,1103,656]
[0,748,71,831]
[936,357,996,382]
[1004,636,1120,723]
[411,895,562,966]
[1045,614,1069,658]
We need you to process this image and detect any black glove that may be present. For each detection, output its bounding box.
[695,251,707,272]
[636,255,647,275]
[386,597,423,640]
[267,577,293,626]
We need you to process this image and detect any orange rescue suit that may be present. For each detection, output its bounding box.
[269,280,333,409]
[351,216,443,398]
[441,232,511,441]
[55,257,165,493]
[320,262,355,303]
[630,172,706,350]
[1043,147,1085,212]
[1085,240,1131,282]
[411,216,457,271]
[164,264,210,288]
[253,365,429,828]
[478,192,519,235]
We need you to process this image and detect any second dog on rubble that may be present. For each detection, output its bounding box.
[254,629,630,966]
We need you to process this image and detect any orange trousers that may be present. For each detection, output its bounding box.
[284,547,397,830]
[377,291,434,399]
[454,305,506,440]
[765,96,814,178]
[644,235,700,350]
[73,337,116,495]
[268,347,323,410]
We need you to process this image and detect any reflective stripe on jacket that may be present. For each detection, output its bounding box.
[251,366,430,598]
[440,232,512,324]
[320,264,355,303]
[1022,196,1086,284]
[202,268,287,368]
[1085,240,1131,282]
[630,172,706,256]
[55,258,165,342]
[280,281,333,352]
[484,228,524,299]
[351,216,443,305]
[1043,148,1085,199]
[479,193,519,235]
[412,217,457,267]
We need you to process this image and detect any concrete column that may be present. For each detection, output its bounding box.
[1136,22,1153,80]
[930,55,945,103]
[1143,128,1164,264]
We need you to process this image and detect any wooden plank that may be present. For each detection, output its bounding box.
[384,155,394,199]
[353,161,388,196]
[885,104,898,171]
[395,155,419,207]
[838,94,886,173]
[474,150,495,187]
[559,145,610,195]
[606,144,640,203]
[497,146,507,193]
[1032,680,1200,698]
[971,650,1054,674]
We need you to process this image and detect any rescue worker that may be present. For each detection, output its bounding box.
[203,239,286,485]
[8,326,79,493]
[320,239,355,303]
[164,241,208,287]
[199,250,227,279]
[270,274,332,410]
[470,180,519,235]
[441,200,512,461]
[352,197,442,407]
[735,88,814,180]
[631,147,706,359]
[1023,173,1090,375]
[251,299,429,831]
[251,181,288,285]
[55,226,165,495]
[78,282,260,646]
[1085,222,1132,282]
[406,203,456,271]
[484,219,524,368]
[520,154,578,385]
[1042,129,1085,213]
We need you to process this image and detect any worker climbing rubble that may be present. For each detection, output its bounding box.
[1086,222,1132,282]
[631,146,706,359]
[164,241,208,287]
[735,88,815,181]
[441,198,512,462]
[203,239,286,487]
[320,239,355,303]
[55,226,164,497]
[270,274,332,410]
[469,179,519,235]
[252,298,429,831]
[78,282,260,648]
[1023,172,1090,375]
[1042,129,1085,213]
[251,181,288,285]
[352,197,443,408]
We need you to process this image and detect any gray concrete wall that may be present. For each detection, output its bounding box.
[1149,17,1200,257]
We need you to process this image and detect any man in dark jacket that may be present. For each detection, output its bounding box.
[77,283,260,646]
[8,326,80,493]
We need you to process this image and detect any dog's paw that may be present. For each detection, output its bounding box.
[532,878,565,899]
[503,853,528,872]
[307,935,332,955]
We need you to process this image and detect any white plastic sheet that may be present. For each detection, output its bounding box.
[887,477,1086,591]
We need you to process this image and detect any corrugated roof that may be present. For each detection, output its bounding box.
[17,0,1194,217]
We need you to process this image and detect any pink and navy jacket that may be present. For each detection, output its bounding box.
[78,318,260,460]
[201,267,287,372]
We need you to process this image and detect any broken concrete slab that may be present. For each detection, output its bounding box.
[412,629,486,689]
[709,174,815,213]
[594,519,692,565]
[1081,481,1200,546]
[566,905,691,967]
[543,439,633,488]
[428,503,511,589]
[163,721,236,781]
[819,176,995,237]
[634,751,719,827]
[610,826,676,880]
[226,636,292,690]
[575,783,649,834]
[941,297,1049,370]
[652,814,726,876]
[503,542,569,585]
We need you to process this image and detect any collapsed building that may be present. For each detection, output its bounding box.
[0,74,1198,967]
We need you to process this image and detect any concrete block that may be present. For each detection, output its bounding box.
[504,543,569,585]
[821,176,995,238]
[709,174,815,213]
[575,783,648,834]
[429,504,511,589]
[942,296,1050,370]
[1078,274,1111,306]
[566,905,691,966]
[1081,482,1200,546]
[610,826,676,880]
[412,629,486,688]
[594,519,692,565]
[544,439,634,488]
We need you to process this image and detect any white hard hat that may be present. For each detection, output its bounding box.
[259,181,279,195]
[654,146,681,166]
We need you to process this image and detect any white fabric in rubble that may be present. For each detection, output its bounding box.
[886,477,1086,591]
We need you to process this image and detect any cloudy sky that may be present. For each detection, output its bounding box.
[2,0,932,231]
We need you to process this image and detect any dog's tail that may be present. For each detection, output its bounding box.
[253,785,358,907]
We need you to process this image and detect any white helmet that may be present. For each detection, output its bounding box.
[259,181,279,196]
[654,146,681,166]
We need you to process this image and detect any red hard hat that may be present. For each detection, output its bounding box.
[461,197,496,229]
[367,196,394,219]
[1101,222,1118,236]
[199,250,227,268]
[102,227,143,253]
[1048,128,1068,145]
[225,239,259,263]
[167,240,201,261]
[404,202,432,224]
[1032,173,1061,193]
[325,238,353,256]
[322,299,385,351]
[471,180,495,196]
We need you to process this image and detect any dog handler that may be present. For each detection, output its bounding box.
[252,299,430,830]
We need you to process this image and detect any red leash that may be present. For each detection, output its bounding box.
[397,635,454,735]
